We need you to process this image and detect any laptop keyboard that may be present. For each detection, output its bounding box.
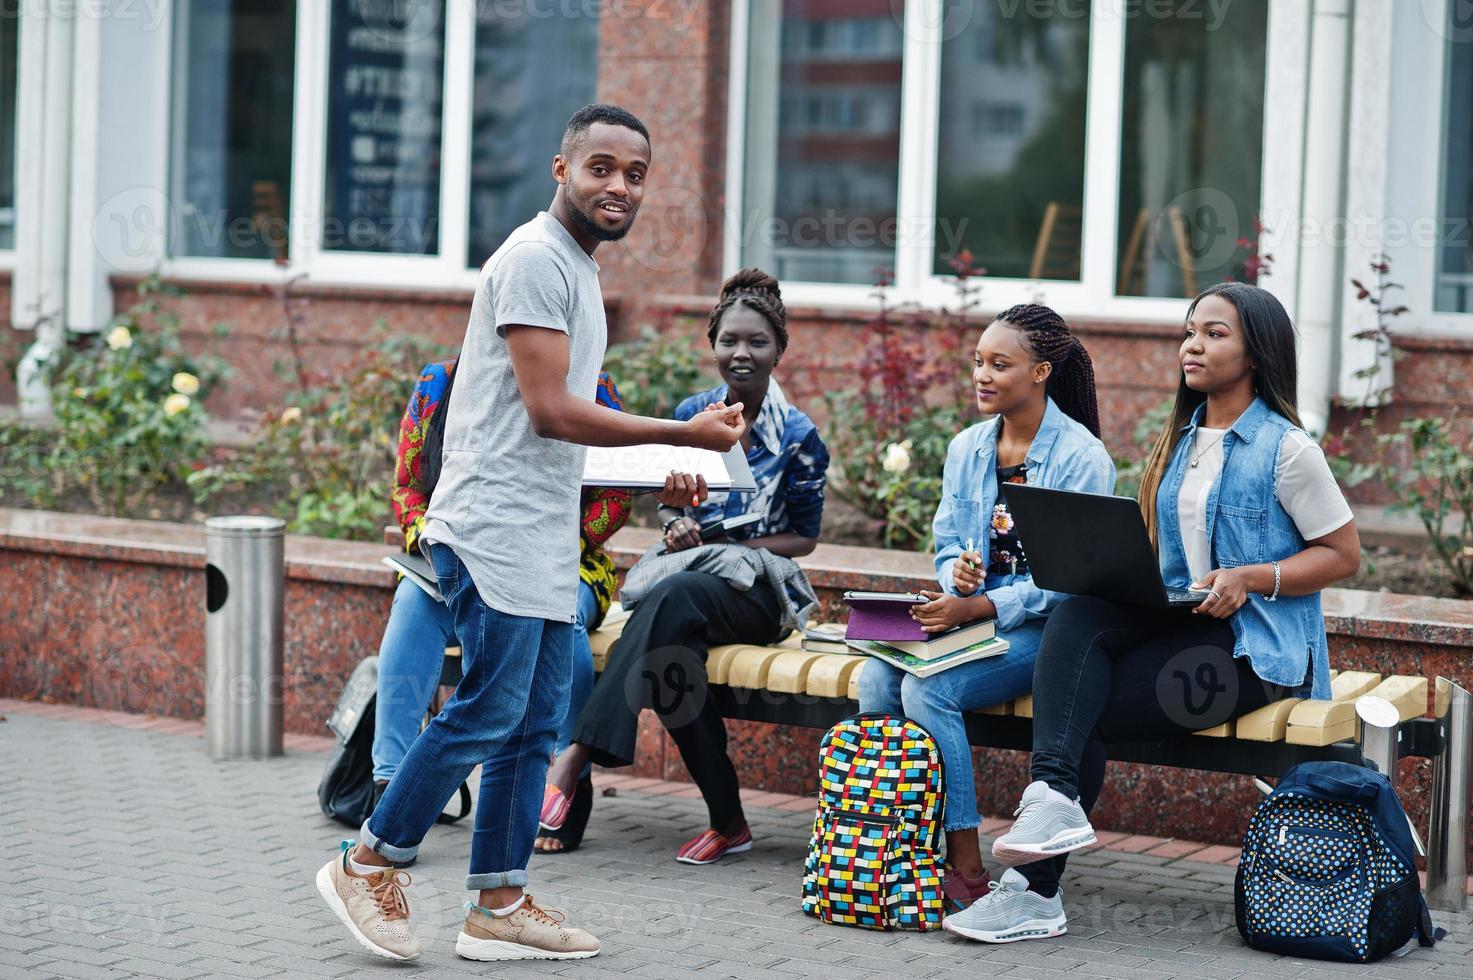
[1166,587,1206,604]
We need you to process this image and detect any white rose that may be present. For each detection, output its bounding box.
[163,393,191,417]
[171,372,200,395]
[882,440,913,474]
[105,326,133,351]
[280,406,303,424]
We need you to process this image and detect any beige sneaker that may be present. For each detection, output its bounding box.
[454,896,600,961]
[314,845,423,960]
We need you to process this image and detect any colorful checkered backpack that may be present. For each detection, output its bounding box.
[801,712,946,930]
[1235,761,1443,962]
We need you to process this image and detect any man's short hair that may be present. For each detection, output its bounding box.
[560,104,651,157]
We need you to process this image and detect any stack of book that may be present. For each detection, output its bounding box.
[841,591,1008,678]
[800,622,852,654]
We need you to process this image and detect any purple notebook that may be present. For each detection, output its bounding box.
[843,592,932,644]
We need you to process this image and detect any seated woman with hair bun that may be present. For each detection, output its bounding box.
[538,268,830,865]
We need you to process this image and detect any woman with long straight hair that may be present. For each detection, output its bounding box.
[859,303,1115,911]
[946,282,1361,944]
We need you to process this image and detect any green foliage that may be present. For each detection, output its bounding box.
[38,276,227,516]
[0,421,55,506]
[1111,396,1175,500]
[601,322,714,419]
[819,264,982,549]
[190,327,454,540]
[1375,417,1473,597]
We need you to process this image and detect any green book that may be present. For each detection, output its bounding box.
[847,636,1011,678]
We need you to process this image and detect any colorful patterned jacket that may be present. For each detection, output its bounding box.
[391,360,631,627]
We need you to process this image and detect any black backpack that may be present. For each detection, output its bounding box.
[318,656,470,827]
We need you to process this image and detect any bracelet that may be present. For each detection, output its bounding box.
[1265,560,1281,602]
[661,513,686,533]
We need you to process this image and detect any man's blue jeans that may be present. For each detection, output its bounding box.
[372,574,598,784]
[858,618,1044,832]
[362,543,571,890]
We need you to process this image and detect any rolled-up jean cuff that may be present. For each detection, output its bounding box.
[359,820,419,864]
[466,870,527,891]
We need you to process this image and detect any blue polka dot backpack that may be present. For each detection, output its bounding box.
[1236,761,1445,961]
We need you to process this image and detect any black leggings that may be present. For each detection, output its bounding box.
[1018,596,1307,897]
[572,570,783,834]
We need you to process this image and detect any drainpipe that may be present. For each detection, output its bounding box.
[1293,0,1353,437]
[14,4,74,418]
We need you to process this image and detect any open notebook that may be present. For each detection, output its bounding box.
[582,443,756,491]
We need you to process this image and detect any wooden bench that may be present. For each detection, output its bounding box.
[581,606,1469,909]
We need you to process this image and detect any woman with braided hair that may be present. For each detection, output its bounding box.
[860,302,1114,913]
[540,268,829,864]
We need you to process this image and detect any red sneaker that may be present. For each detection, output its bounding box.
[943,866,993,912]
[675,826,754,865]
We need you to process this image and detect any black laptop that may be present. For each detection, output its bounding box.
[1000,484,1207,608]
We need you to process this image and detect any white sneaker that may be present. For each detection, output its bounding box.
[943,868,1067,943]
[991,780,1096,865]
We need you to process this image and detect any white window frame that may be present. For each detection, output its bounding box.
[725,0,1306,324]
[162,0,483,293]
[1378,0,1473,336]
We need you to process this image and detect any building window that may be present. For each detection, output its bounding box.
[0,14,15,250]
[170,0,296,261]
[741,2,904,285]
[466,5,600,268]
[323,0,445,255]
[1437,22,1473,313]
[935,5,1090,279]
[1115,0,1267,297]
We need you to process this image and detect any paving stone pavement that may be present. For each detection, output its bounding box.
[4,708,1473,980]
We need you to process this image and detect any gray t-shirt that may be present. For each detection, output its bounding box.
[420,212,607,622]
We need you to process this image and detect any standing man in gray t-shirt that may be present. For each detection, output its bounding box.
[316,105,746,964]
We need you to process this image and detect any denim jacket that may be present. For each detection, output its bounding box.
[934,397,1116,631]
[1156,398,1332,700]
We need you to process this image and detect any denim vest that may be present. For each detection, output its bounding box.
[1156,398,1331,700]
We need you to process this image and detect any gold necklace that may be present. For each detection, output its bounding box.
[1190,428,1228,468]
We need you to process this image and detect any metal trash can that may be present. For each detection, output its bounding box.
[205,516,286,759]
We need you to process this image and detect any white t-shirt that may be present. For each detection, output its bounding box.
[1177,427,1353,584]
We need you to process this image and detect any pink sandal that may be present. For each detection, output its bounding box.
[539,783,573,831]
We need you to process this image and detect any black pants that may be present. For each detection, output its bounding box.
[572,570,783,834]
[1018,596,1306,896]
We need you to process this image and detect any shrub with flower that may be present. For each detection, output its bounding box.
[814,255,984,549]
[189,327,454,540]
[42,278,228,516]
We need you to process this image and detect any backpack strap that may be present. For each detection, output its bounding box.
[1417,896,1447,947]
[436,781,473,825]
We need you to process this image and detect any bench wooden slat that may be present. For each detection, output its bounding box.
[707,645,753,686]
[1362,675,1429,722]
[1013,695,1034,719]
[846,660,870,702]
[1193,722,1233,737]
[1284,671,1384,747]
[762,651,832,694]
[978,700,1011,716]
[803,655,867,699]
[1235,698,1301,742]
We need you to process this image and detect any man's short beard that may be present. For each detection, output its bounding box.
[569,200,637,242]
